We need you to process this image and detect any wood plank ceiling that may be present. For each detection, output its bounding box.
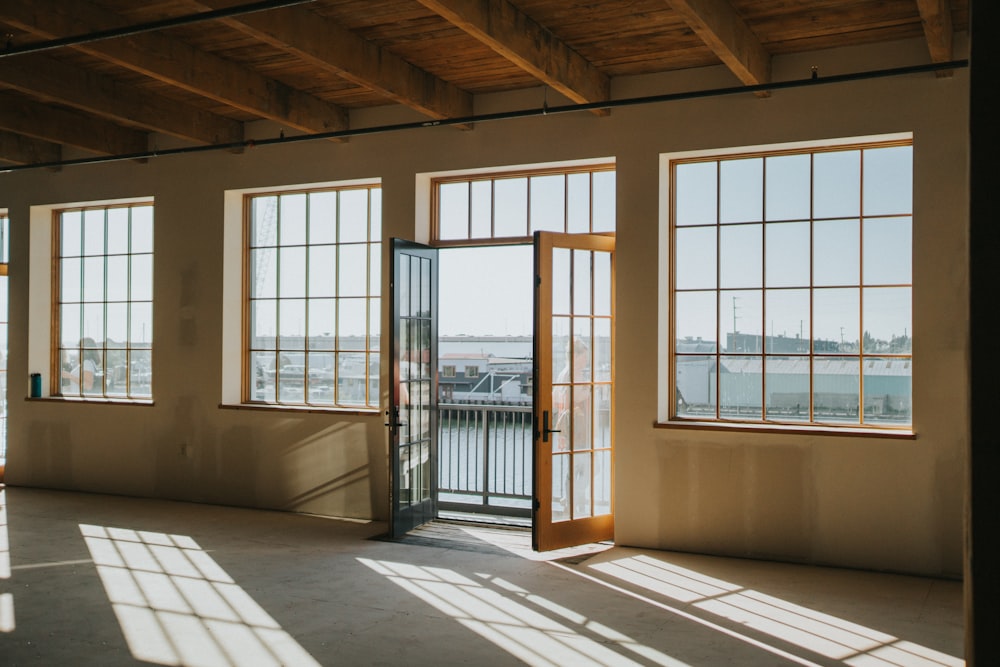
[0,0,968,168]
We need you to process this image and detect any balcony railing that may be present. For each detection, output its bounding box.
[437,402,532,518]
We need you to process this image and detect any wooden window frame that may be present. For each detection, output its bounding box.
[666,138,914,432]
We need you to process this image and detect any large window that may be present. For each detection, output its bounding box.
[55,204,154,399]
[245,185,381,408]
[434,165,615,243]
[667,137,912,429]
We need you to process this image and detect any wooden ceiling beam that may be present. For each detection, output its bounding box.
[0,54,243,146]
[915,0,954,74]
[0,129,61,166]
[0,93,148,156]
[416,0,611,115]
[0,0,348,135]
[664,0,771,92]
[181,0,472,122]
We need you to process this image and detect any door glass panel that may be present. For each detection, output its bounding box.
[573,250,592,315]
[552,248,570,314]
[573,452,592,518]
[552,454,570,523]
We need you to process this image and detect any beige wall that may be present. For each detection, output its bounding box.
[1,37,968,576]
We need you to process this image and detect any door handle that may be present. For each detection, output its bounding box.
[384,408,403,428]
[541,410,560,443]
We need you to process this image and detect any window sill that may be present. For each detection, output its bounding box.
[653,419,916,439]
[26,396,154,406]
[219,402,379,416]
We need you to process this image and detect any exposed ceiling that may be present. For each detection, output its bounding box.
[0,0,969,169]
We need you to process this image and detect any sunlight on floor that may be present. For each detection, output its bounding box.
[80,523,320,667]
[358,556,690,667]
[580,553,964,667]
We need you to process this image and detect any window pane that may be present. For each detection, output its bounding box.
[308,352,335,404]
[251,351,276,402]
[814,150,860,218]
[720,158,763,223]
[864,145,912,216]
[813,288,860,353]
[251,299,276,348]
[279,299,306,349]
[863,287,911,353]
[530,174,565,233]
[675,226,717,290]
[370,189,382,242]
[251,248,277,299]
[567,173,590,234]
[83,209,105,256]
[339,189,369,243]
[863,357,911,424]
[339,244,367,297]
[814,219,859,286]
[61,211,82,255]
[338,352,368,405]
[470,180,492,238]
[438,182,469,240]
[106,302,128,345]
[720,290,762,352]
[130,302,152,347]
[594,252,611,316]
[107,208,129,255]
[675,162,717,226]
[369,245,381,297]
[863,217,911,285]
[765,289,810,352]
[251,197,278,247]
[82,302,104,343]
[765,221,809,287]
[338,298,367,349]
[131,254,153,302]
[279,247,306,298]
[308,191,337,245]
[495,177,528,237]
[719,224,762,289]
[106,255,128,302]
[594,318,611,383]
[573,250,591,316]
[131,206,154,254]
[279,194,307,246]
[60,304,81,347]
[592,171,615,233]
[308,245,337,298]
[675,355,715,417]
[307,299,335,349]
[61,258,82,302]
[719,356,762,419]
[814,357,860,423]
[82,257,105,302]
[675,291,716,343]
[552,248,571,315]
[765,357,810,422]
[765,154,811,221]
[129,349,152,398]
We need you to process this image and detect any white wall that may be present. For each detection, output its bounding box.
[0,37,968,576]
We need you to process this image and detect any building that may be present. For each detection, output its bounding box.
[0,1,996,663]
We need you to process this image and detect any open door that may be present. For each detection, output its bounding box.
[388,239,438,538]
[533,231,615,551]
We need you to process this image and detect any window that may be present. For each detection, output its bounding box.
[442,365,456,378]
[245,185,380,408]
[434,165,615,243]
[54,203,154,399]
[666,137,912,429]
[464,366,480,379]
[1,211,7,457]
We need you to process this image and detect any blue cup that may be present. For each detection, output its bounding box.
[30,373,41,398]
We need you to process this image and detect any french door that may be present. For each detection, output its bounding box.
[388,239,438,538]
[533,232,615,551]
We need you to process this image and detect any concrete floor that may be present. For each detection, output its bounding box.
[0,486,964,666]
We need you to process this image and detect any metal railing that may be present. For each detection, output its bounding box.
[437,403,533,518]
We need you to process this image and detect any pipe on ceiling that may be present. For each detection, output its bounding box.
[0,0,317,58]
[0,58,969,174]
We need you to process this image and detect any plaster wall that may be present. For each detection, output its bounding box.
[0,37,968,575]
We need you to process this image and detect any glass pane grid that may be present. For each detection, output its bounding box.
[433,166,615,242]
[246,186,381,409]
[56,205,154,400]
[672,142,912,428]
